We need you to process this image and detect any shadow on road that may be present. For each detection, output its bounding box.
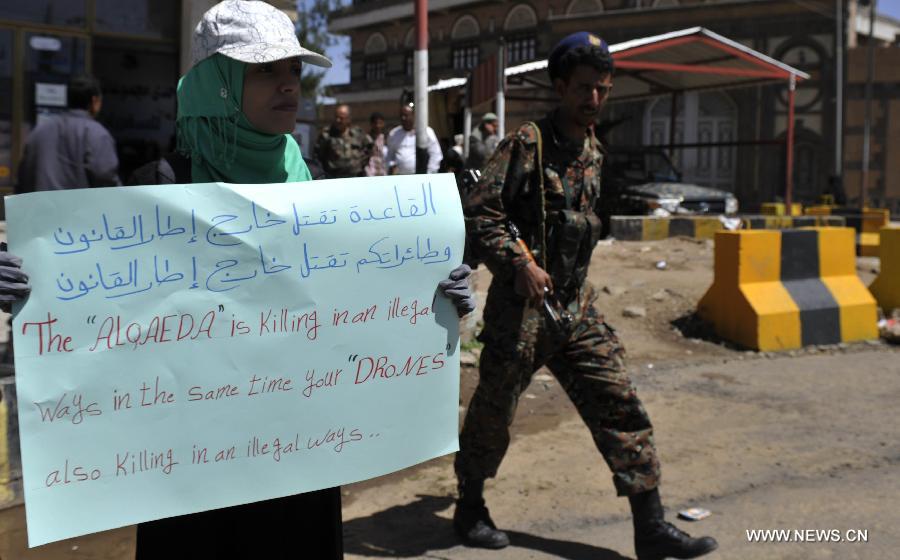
[343,494,632,560]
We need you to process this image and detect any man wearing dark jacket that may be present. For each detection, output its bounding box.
[15,75,120,192]
[465,112,500,172]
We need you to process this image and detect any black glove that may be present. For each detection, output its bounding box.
[0,242,31,304]
[438,264,476,317]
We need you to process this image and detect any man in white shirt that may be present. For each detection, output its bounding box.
[386,103,443,174]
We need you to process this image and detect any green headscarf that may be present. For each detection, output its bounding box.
[176,53,311,184]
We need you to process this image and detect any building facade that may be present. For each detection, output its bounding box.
[0,0,303,215]
[0,0,185,197]
[328,0,898,211]
[845,44,900,213]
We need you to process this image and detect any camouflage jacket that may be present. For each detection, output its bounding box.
[314,125,371,178]
[464,111,605,294]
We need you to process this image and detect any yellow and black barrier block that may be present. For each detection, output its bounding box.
[609,215,845,241]
[803,208,892,256]
[698,228,878,351]
[870,226,900,313]
[761,202,803,216]
[855,209,890,257]
[804,205,835,216]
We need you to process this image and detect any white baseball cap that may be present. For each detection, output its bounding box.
[192,0,332,68]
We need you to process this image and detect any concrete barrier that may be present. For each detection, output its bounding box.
[804,205,836,216]
[761,202,802,216]
[801,208,891,256]
[851,209,890,257]
[870,226,900,313]
[609,215,845,241]
[698,228,878,351]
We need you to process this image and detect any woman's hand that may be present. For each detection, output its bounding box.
[438,264,476,317]
[0,243,31,310]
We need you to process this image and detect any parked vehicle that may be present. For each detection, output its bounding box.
[602,147,739,216]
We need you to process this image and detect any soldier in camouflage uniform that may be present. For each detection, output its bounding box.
[454,32,718,560]
[314,104,371,178]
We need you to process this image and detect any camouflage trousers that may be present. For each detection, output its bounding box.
[455,281,661,497]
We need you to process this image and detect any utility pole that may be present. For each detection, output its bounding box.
[496,39,506,138]
[860,0,877,209]
[463,83,472,160]
[835,0,844,195]
[415,0,429,174]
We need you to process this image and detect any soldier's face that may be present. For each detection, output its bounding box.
[242,57,302,135]
[555,65,612,129]
[483,120,497,135]
[371,117,385,134]
[334,106,351,133]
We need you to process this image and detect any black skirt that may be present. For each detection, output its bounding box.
[135,487,343,559]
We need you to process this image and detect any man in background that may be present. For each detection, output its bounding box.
[386,102,442,175]
[16,74,120,192]
[314,104,371,178]
[365,111,388,176]
[465,112,500,172]
[441,133,466,180]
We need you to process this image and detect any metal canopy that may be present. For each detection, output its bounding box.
[459,27,810,206]
[503,27,810,101]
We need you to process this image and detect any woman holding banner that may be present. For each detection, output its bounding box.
[124,1,475,557]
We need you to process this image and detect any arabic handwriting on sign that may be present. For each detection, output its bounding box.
[259,246,291,275]
[346,184,435,225]
[298,243,349,278]
[416,235,452,264]
[103,214,155,250]
[251,202,287,229]
[190,257,199,289]
[53,228,105,255]
[355,236,390,272]
[291,204,338,236]
[355,236,452,272]
[394,183,436,219]
[206,214,253,247]
[53,228,75,248]
[206,259,259,293]
[96,260,153,299]
[103,214,135,241]
[189,209,198,244]
[348,205,396,224]
[155,205,187,239]
[56,272,99,301]
[154,255,185,285]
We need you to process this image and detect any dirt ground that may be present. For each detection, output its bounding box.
[340,238,899,560]
[2,237,897,559]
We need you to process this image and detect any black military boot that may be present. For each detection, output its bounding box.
[453,479,510,549]
[629,488,718,560]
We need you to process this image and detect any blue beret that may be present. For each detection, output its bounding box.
[548,32,611,79]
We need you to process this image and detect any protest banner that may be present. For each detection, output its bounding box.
[6,174,463,546]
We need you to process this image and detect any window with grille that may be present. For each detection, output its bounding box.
[507,35,536,65]
[452,45,479,70]
[365,59,386,81]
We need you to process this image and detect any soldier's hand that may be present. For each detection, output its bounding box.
[515,261,552,307]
